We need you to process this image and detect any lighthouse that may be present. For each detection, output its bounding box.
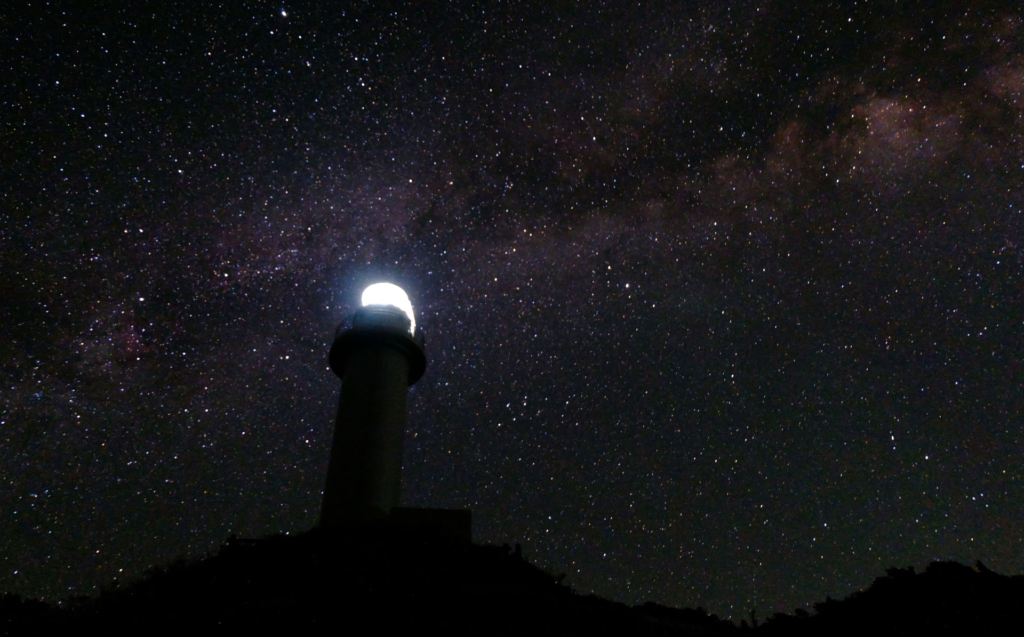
[319,283,426,528]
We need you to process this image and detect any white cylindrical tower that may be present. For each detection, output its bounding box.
[319,283,426,528]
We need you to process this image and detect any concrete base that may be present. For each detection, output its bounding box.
[390,507,473,544]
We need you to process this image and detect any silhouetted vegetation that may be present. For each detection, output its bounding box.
[0,593,64,635]
[761,561,1024,635]
[0,525,734,635]
[2,532,1021,635]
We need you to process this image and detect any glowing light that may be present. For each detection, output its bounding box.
[361,283,415,335]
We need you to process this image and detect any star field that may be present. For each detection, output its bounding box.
[3,0,1023,619]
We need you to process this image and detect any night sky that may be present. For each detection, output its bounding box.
[3,0,1023,619]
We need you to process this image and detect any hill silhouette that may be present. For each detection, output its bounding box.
[2,528,1021,635]
[761,561,1024,635]
[0,525,735,636]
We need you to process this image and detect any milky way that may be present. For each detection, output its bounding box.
[3,1,1022,618]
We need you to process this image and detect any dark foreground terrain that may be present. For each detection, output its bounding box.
[1,527,1021,635]
[0,525,734,635]
[760,560,1024,635]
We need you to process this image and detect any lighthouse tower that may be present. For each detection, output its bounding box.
[319,283,426,528]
